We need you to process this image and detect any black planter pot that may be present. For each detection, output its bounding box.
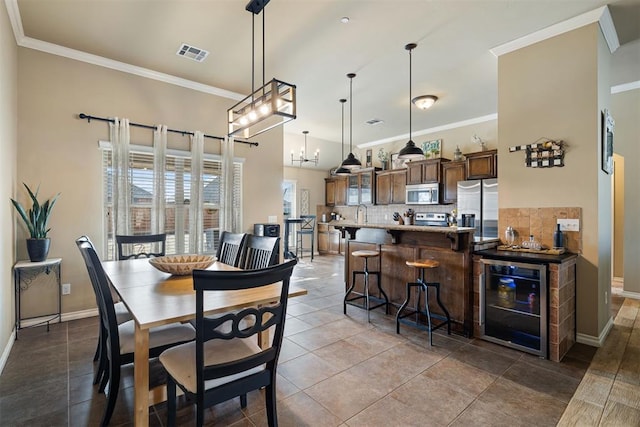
[26,238,50,262]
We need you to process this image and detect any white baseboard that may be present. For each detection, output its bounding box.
[576,315,614,347]
[619,290,640,300]
[0,329,16,376]
[61,308,99,322]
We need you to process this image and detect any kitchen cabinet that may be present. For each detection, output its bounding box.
[442,161,466,204]
[406,158,450,184]
[346,168,379,206]
[325,176,347,207]
[317,222,341,254]
[466,149,497,179]
[376,169,407,205]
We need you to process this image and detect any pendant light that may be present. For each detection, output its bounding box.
[335,98,351,175]
[340,73,362,170]
[227,0,297,139]
[398,43,426,160]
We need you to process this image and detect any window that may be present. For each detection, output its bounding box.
[101,144,242,260]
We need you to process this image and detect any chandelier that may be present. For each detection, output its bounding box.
[291,131,319,166]
[227,0,297,139]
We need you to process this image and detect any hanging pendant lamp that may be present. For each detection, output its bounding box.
[398,43,426,160]
[340,73,362,170]
[335,98,351,175]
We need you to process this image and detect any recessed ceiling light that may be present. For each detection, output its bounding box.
[340,16,350,24]
[365,119,384,126]
[176,43,209,62]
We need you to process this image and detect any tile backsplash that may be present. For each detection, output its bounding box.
[499,207,582,253]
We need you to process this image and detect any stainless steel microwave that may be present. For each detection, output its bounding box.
[406,183,440,205]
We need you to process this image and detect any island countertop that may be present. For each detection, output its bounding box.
[330,220,476,234]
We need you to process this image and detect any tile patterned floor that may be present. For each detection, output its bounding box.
[0,254,629,426]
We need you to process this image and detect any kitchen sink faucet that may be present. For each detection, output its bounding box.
[356,204,368,224]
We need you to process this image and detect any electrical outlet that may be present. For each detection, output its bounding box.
[557,219,580,232]
[268,215,277,223]
[62,283,71,295]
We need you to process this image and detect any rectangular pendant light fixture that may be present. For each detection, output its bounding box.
[227,0,297,139]
[227,78,296,139]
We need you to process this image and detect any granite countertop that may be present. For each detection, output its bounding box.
[329,220,476,234]
[474,247,577,264]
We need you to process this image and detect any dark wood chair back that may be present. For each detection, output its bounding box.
[215,232,247,267]
[115,233,166,260]
[240,235,280,270]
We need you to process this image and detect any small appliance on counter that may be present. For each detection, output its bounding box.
[414,212,450,227]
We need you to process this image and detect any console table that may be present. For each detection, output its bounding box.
[14,258,62,338]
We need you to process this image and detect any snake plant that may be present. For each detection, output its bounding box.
[10,183,60,239]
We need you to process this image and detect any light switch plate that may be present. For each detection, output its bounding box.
[268,216,277,223]
[557,219,580,232]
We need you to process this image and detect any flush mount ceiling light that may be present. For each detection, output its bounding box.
[340,73,362,170]
[227,0,297,139]
[291,131,319,166]
[412,95,438,110]
[398,43,426,160]
[335,99,351,175]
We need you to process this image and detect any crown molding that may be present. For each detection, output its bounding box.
[5,0,243,101]
[491,6,619,57]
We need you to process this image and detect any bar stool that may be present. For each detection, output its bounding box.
[344,249,389,322]
[396,259,451,345]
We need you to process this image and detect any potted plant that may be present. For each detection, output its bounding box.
[378,148,389,170]
[11,183,60,262]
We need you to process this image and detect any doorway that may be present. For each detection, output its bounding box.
[282,180,297,249]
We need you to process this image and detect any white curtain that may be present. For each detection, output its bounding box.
[152,124,167,234]
[189,131,204,253]
[110,117,130,259]
[220,136,235,233]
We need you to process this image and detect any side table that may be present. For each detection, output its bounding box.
[14,258,62,339]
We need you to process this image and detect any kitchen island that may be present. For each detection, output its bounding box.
[333,221,476,336]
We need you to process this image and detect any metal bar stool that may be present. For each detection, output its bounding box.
[344,249,389,322]
[396,259,451,345]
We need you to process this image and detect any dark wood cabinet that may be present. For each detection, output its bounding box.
[442,161,466,204]
[466,149,497,179]
[345,168,379,206]
[325,176,347,206]
[406,158,450,184]
[375,169,406,205]
[317,222,341,254]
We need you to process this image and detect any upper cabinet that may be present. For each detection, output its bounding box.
[345,168,379,206]
[465,149,497,180]
[406,158,450,184]
[375,169,407,205]
[325,176,347,207]
[441,161,466,204]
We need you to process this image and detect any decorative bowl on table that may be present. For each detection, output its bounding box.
[148,254,215,275]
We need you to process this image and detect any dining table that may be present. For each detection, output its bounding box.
[102,258,307,427]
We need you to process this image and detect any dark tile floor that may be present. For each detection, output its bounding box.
[0,254,614,426]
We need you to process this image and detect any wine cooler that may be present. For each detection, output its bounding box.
[480,258,547,358]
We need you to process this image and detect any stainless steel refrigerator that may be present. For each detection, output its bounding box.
[457,178,498,238]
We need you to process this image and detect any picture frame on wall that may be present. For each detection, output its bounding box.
[422,139,442,159]
[601,109,614,174]
[391,153,408,169]
[365,149,372,167]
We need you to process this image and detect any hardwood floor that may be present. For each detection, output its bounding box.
[0,254,633,426]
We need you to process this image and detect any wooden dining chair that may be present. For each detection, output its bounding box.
[115,233,166,260]
[215,231,247,267]
[76,236,133,386]
[159,259,298,427]
[76,237,195,426]
[239,235,280,270]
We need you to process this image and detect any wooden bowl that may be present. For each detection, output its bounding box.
[148,254,215,276]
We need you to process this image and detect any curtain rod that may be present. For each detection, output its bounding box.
[77,113,259,147]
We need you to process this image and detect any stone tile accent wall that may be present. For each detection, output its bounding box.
[499,207,582,253]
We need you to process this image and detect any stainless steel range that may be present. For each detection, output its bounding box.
[414,212,450,227]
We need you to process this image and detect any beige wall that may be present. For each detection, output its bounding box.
[611,89,640,293]
[0,2,18,369]
[498,24,611,339]
[283,166,327,219]
[16,48,284,315]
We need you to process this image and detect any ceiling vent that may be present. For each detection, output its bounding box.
[365,118,384,126]
[176,43,209,62]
